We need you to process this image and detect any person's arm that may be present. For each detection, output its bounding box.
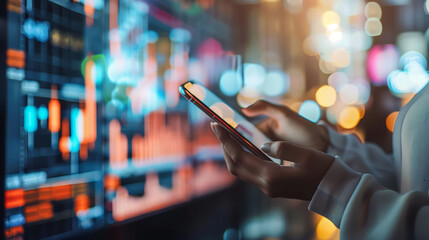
[321,124,397,190]
[211,122,429,239]
[242,100,397,190]
[309,157,429,239]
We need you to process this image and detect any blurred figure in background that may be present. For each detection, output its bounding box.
[211,82,429,239]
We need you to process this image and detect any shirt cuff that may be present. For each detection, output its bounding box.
[308,156,362,227]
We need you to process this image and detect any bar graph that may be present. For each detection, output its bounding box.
[4,0,237,238]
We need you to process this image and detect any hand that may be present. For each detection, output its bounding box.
[211,123,334,200]
[242,100,329,152]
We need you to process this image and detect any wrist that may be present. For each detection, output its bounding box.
[316,124,330,152]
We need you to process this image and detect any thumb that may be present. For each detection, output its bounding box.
[261,141,307,164]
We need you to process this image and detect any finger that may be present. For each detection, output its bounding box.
[221,146,265,188]
[211,123,268,173]
[261,141,310,165]
[242,99,286,119]
[255,119,279,141]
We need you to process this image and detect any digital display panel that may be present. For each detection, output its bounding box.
[2,0,235,239]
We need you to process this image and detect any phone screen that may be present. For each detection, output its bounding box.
[180,81,281,165]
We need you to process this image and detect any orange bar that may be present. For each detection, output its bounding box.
[79,143,88,160]
[5,189,24,209]
[38,187,52,201]
[6,49,24,58]
[109,0,120,55]
[51,184,71,201]
[49,87,61,132]
[83,60,97,145]
[25,202,53,223]
[6,49,25,68]
[59,118,70,160]
[84,0,94,27]
[72,183,88,196]
[7,4,22,13]
[75,194,90,213]
[104,174,120,191]
[24,190,38,204]
[5,225,24,238]
[109,120,128,168]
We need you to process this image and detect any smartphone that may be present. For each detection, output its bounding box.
[179,81,281,165]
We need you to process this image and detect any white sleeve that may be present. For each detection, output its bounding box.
[309,157,429,240]
[322,124,397,190]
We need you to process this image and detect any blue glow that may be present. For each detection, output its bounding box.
[92,62,104,85]
[298,100,321,123]
[262,71,290,96]
[23,19,50,42]
[145,31,159,43]
[400,51,427,69]
[37,106,49,120]
[388,51,429,95]
[107,60,124,83]
[387,70,408,94]
[24,106,38,132]
[244,63,265,88]
[219,70,243,96]
[170,28,191,43]
[70,108,82,152]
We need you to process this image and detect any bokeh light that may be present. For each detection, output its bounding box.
[400,51,427,69]
[298,100,321,123]
[244,63,265,88]
[210,102,235,120]
[339,84,359,104]
[367,45,399,85]
[316,217,337,240]
[328,71,348,90]
[397,32,427,57]
[303,36,318,56]
[187,82,207,101]
[386,111,399,132]
[169,28,191,43]
[315,85,336,107]
[262,71,290,97]
[331,48,351,68]
[387,51,429,95]
[322,11,340,29]
[387,70,410,94]
[339,106,360,129]
[365,2,382,19]
[328,29,343,43]
[365,18,382,36]
[319,59,338,74]
[355,80,371,104]
[219,70,243,96]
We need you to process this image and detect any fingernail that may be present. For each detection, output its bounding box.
[261,143,272,154]
[210,122,218,135]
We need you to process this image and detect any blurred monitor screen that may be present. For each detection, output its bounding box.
[2,0,235,239]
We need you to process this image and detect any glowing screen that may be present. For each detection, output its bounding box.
[183,82,281,164]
